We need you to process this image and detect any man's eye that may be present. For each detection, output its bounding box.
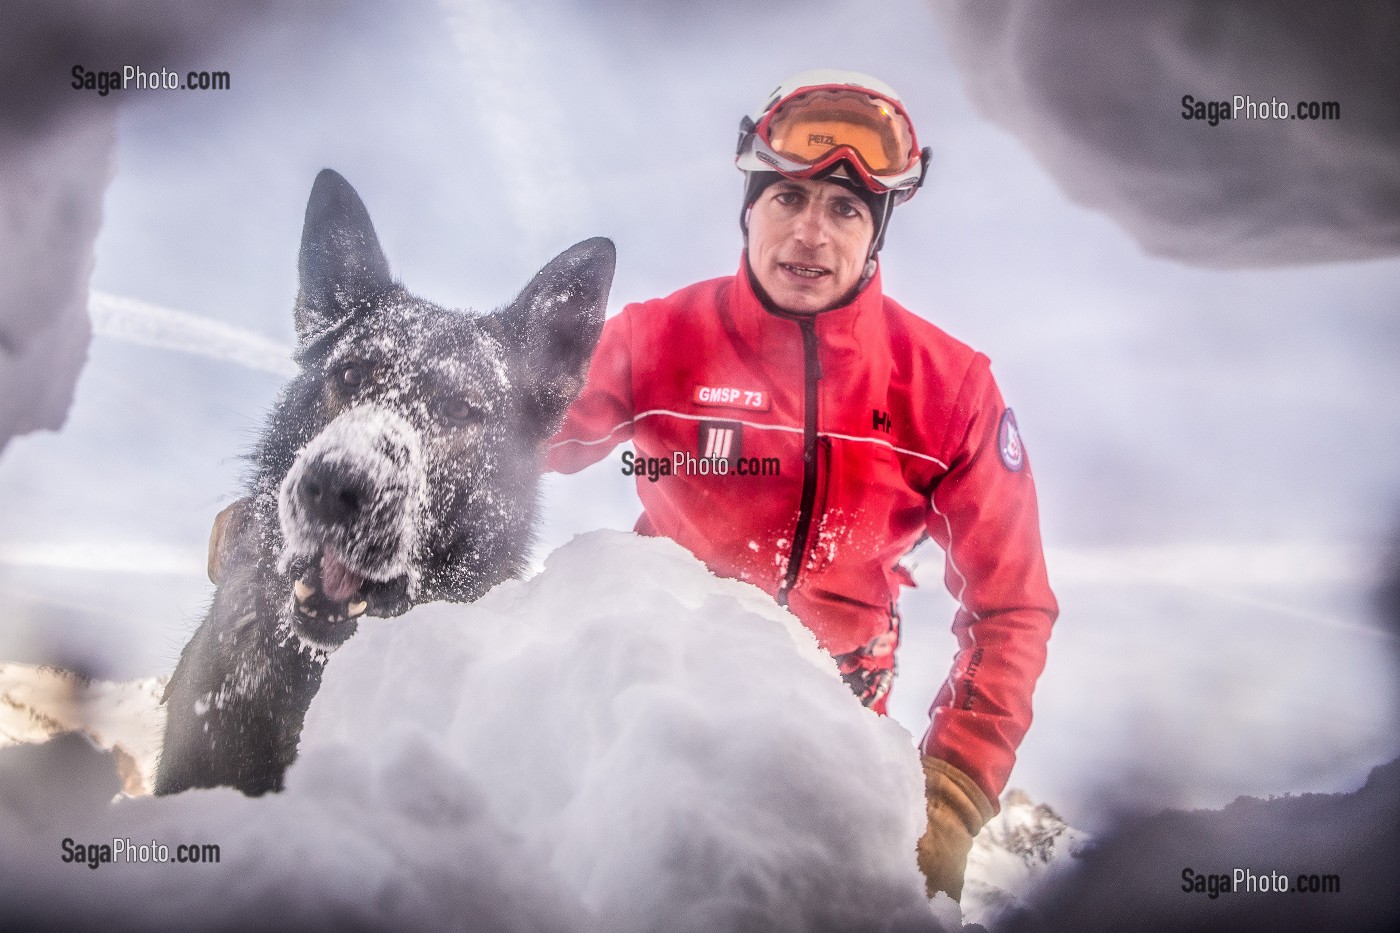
[340,363,369,388]
[438,399,483,424]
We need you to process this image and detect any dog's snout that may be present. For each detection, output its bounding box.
[298,460,370,528]
[278,403,428,587]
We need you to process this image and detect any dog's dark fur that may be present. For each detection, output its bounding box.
[155,170,613,796]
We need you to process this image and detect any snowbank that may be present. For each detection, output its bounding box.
[0,111,107,452]
[928,1,1400,267]
[0,531,951,932]
[0,1,297,452]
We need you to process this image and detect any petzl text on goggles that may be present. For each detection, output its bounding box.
[736,84,931,201]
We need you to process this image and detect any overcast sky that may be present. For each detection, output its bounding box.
[0,0,1397,826]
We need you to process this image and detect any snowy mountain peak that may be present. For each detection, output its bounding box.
[985,792,1084,865]
[961,790,1089,928]
[0,662,165,796]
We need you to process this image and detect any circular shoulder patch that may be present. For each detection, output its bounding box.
[997,408,1024,472]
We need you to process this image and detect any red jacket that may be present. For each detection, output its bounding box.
[546,261,1057,805]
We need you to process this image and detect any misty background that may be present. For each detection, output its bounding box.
[0,0,1397,834]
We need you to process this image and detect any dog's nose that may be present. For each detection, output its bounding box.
[297,460,370,528]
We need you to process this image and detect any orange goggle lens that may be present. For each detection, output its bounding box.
[762,88,916,177]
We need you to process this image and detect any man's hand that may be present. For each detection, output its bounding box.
[916,755,994,902]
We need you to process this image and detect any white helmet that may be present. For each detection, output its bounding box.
[736,69,930,256]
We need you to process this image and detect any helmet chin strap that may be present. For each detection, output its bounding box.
[856,257,878,293]
[856,192,894,291]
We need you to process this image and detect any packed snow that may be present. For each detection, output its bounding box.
[928,0,1400,266]
[0,531,966,931]
[0,0,287,453]
[0,112,107,454]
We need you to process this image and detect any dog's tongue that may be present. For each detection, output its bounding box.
[320,550,364,603]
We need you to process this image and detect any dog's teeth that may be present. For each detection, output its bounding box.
[294,578,314,602]
[348,600,367,618]
[303,607,317,619]
[328,615,343,624]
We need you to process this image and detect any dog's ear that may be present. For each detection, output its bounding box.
[499,237,615,438]
[294,169,393,349]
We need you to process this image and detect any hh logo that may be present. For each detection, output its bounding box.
[872,409,892,434]
[698,421,743,466]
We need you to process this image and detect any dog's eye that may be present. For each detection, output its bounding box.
[340,363,369,388]
[438,399,483,425]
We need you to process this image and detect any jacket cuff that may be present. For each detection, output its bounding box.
[922,754,995,829]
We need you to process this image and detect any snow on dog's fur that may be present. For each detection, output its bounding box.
[277,404,428,603]
[155,169,614,796]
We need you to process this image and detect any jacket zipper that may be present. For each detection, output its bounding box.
[778,317,822,606]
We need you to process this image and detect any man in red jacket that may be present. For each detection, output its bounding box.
[207,69,1055,901]
[547,69,1058,901]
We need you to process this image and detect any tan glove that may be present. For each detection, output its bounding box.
[916,755,994,902]
[207,498,251,584]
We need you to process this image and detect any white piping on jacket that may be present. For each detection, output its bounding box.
[547,408,950,469]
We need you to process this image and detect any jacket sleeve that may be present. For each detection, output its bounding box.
[920,355,1058,810]
[545,307,636,474]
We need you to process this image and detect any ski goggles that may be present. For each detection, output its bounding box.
[736,84,929,199]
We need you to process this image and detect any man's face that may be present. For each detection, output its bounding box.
[746,176,875,314]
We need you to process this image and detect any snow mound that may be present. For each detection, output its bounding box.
[0,112,106,452]
[0,531,951,932]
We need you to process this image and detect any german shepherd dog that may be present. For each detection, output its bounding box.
[155,170,614,796]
